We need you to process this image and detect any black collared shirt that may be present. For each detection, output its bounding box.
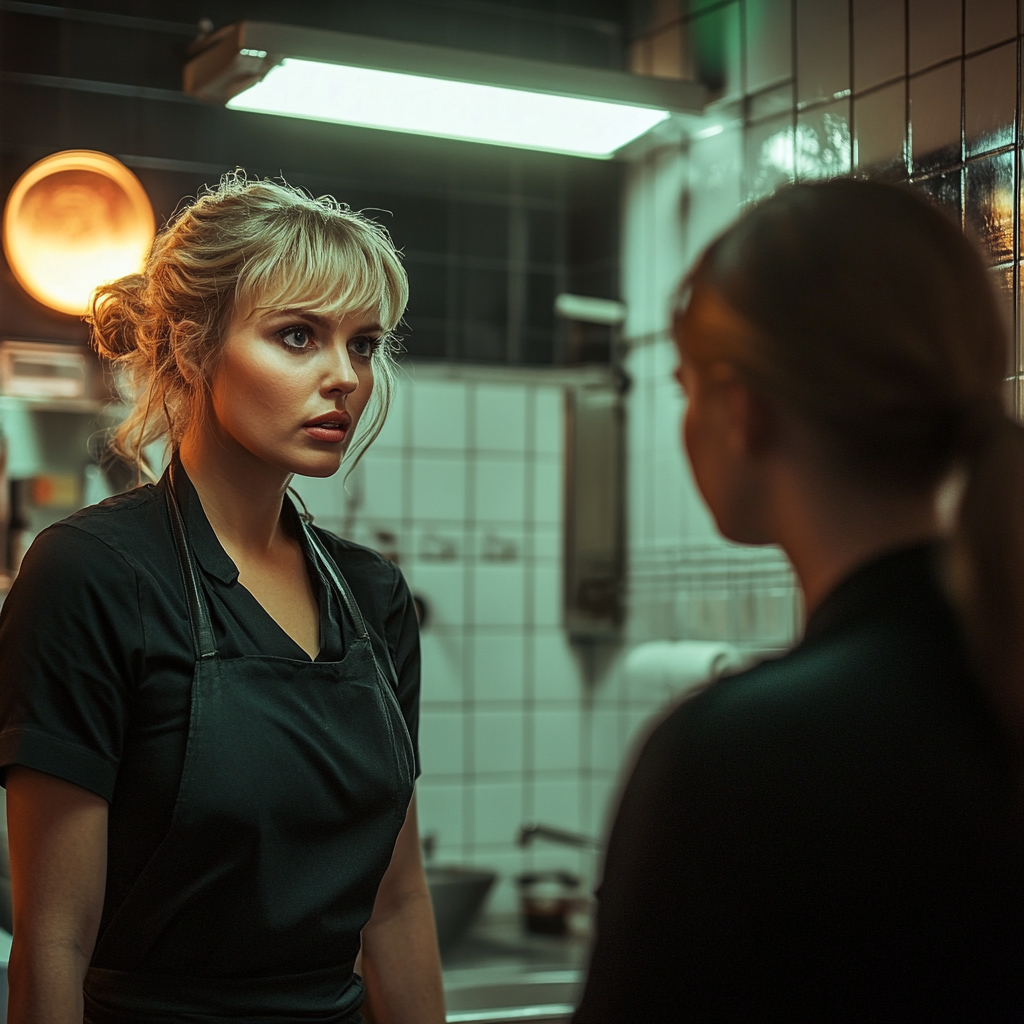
[0,466,420,936]
[576,545,1023,1023]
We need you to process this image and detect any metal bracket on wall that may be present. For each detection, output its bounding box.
[563,378,626,644]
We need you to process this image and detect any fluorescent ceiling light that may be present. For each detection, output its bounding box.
[228,59,669,158]
[185,22,706,159]
[693,123,725,140]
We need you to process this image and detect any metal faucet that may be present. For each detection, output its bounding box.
[516,822,600,850]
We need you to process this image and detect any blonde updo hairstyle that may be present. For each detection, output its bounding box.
[88,173,408,473]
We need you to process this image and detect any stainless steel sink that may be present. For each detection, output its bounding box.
[427,864,497,951]
[445,970,581,1023]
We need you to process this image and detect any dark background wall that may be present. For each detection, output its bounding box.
[0,0,629,365]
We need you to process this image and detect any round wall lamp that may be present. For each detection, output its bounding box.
[2,150,155,317]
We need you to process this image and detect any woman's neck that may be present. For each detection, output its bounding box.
[177,420,293,559]
[771,465,941,617]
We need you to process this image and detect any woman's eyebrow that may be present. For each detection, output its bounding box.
[261,310,383,335]
[261,309,331,327]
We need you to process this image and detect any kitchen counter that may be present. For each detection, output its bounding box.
[442,915,588,1023]
[443,912,589,979]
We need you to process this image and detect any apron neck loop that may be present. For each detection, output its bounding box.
[301,523,371,642]
[166,460,218,660]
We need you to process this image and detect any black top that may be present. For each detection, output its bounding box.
[575,545,1023,1023]
[0,467,420,946]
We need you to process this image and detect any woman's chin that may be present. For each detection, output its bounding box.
[289,453,346,478]
[266,443,346,479]
[713,511,775,546]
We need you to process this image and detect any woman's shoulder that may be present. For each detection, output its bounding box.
[55,483,166,553]
[645,593,979,792]
[15,484,168,593]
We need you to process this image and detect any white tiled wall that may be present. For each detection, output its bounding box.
[293,365,607,914]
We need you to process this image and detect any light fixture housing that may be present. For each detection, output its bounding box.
[183,22,706,159]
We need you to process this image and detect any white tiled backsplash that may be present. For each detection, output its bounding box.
[294,365,624,914]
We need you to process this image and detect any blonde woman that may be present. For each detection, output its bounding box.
[0,176,445,1023]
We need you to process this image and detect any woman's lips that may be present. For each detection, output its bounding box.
[303,423,348,443]
[303,412,352,444]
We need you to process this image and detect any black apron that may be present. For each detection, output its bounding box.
[83,465,416,1023]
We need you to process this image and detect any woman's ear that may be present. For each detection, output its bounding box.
[171,331,211,389]
[730,379,776,460]
[711,367,775,465]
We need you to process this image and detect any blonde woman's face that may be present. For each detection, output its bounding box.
[208,305,380,478]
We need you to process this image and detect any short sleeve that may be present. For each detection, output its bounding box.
[384,566,422,778]
[0,524,144,800]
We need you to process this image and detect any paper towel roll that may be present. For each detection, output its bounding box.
[624,640,743,703]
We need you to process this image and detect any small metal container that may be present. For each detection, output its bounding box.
[516,870,582,936]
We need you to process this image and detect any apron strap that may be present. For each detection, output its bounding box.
[299,520,401,696]
[303,523,398,695]
[166,461,218,660]
[302,523,371,641]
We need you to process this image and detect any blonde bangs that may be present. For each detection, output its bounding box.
[234,209,408,332]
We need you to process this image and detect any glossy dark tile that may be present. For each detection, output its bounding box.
[854,80,908,173]
[746,0,794,92]
[988,263,1015,342]
[522,329,556,366]
[914,169,963,224]
[403,321,447,359]
[526,272,556,332]
[748,81,795,123]
[406,261,448,320]
[853,0,906,92]
[797,98,852,179]
[965,150,1015,264]
[910,61,963,174]
[458,324,506,362]
[909,0,963,73]
[1004,375,1019,416]
[454,204,509,260]
[1017,265,1024,375]
[526,210,559,267]
[796,0,850,105]
[461,268,509,324]
[744,113,795,200]
[966,0,1018,53]
[387,201,450,256]
[965,41,1017,157]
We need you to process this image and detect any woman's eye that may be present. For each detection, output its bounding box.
[279,327,315,351]
[349,336,379,358]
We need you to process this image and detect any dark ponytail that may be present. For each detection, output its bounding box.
[948,417,1024,745]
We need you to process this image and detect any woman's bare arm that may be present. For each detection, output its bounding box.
[359,794,445,1024]
[6,765,108,1024]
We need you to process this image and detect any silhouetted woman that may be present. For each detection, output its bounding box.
[576,180,1023,1022]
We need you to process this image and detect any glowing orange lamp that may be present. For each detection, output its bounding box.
[2,150,155,316]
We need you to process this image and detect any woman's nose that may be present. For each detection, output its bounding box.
[322,345,359,395]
